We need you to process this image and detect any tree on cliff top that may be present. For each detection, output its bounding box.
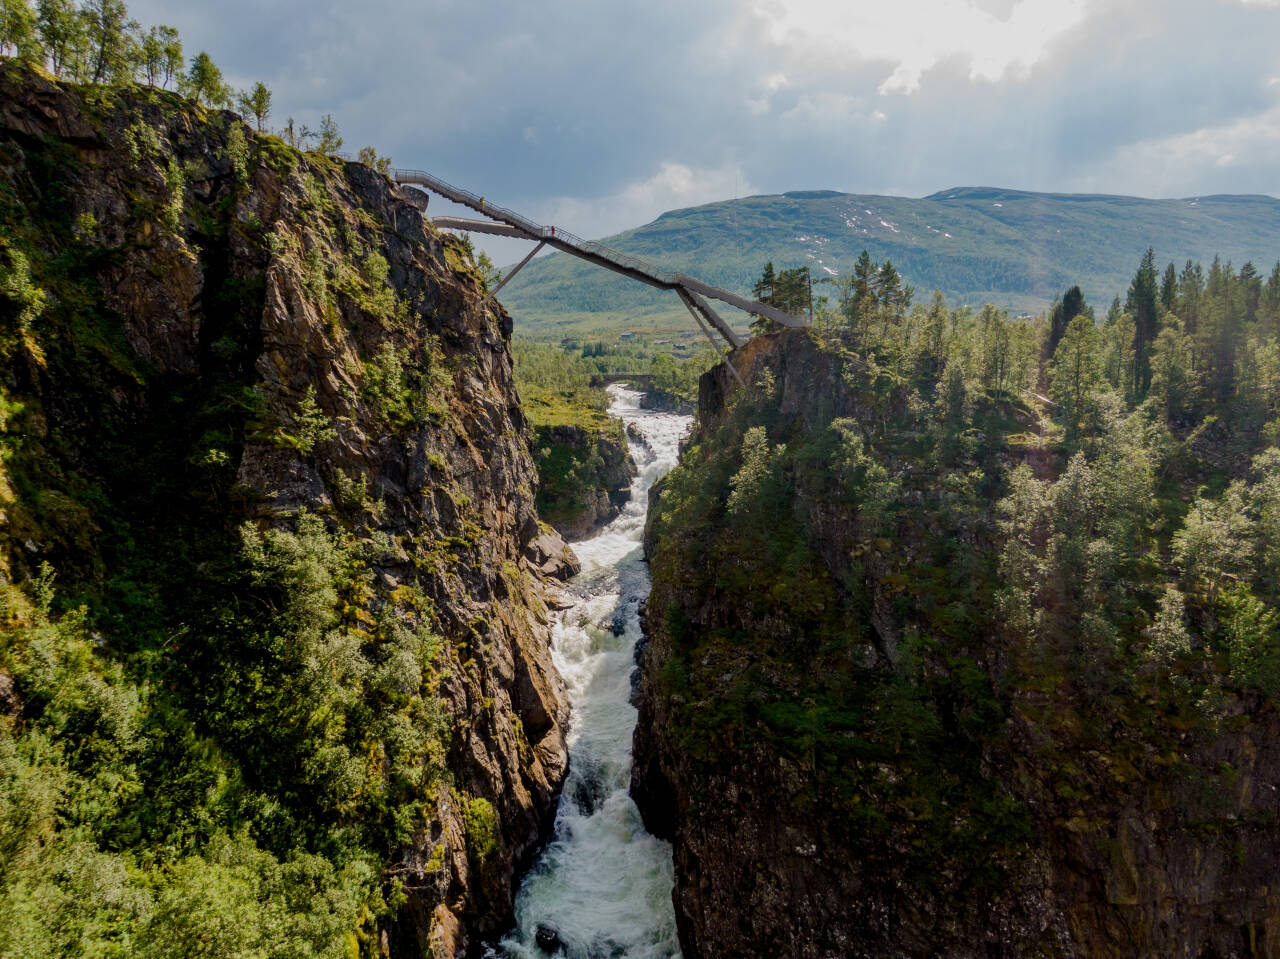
[237,80,272,132]
[183,51,231,108]
[81,0,136,84]
[139,23,181,88]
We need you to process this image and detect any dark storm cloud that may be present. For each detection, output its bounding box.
[126,0,1279,248]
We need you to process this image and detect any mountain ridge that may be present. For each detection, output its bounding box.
[499,186,1280,338]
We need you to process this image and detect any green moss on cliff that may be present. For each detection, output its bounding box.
[513,339,631,535]
[0,60,551,957]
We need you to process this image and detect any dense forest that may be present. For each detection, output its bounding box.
[636,247,1280,954]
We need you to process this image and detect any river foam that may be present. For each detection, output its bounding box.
[495,387,689,959]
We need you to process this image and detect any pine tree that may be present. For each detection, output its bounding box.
[843,250,877,335]
[1160,262,1178,314]
[751,262,776,304]
[1126,247,1159,398]
[1046,284,1086,358]
[1239,261,1262,325]
[750,262,777,334]
[1260,262,1280,336]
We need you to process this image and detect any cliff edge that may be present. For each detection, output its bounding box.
[0,62,569,957]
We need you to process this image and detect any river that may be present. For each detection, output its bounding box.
[495,386,690,959]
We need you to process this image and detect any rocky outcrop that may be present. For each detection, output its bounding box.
[524,526,581,581]
[0,62,567,956]
[639,388,695,415]
[531,421,633,540]
[632,330,1280,958]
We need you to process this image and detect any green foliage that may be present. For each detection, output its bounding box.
[182,51,230,108]
[0,245,46,361]
[122,119,160,164]
[0,578,382,958]
[1145,585,1192,665]
[225,123,249,184]
[138,24,180,88]
[357,145,391,177]
[161,155,184,230]
[1220,586,1280,693]
[356,340,451,428]
[463,797,498,862]
[290,385,336,454]
[80,0,132,84]
[35,0,87,79]
[236,80,271,132]
[315,114,342,154]
[1049,315,1103,443]
[360,341,412,426]
[0,0,39,60]
[750,260,811,332]
[726,425,782,515]
[1173,485,1252,604]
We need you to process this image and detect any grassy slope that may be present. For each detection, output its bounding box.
[501,187,1280,339]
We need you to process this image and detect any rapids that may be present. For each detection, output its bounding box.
[495,386,690,959]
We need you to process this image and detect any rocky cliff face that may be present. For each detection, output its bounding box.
[0,63,569,956]
[531,420,633,540]
[632,330,1280,958]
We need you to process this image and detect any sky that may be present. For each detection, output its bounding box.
[128,0,1280,263]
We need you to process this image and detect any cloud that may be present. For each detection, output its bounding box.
[122,0,1279,265]
[1090,102,1280,195]
[743,0,1089,93]
[537,161,757,239]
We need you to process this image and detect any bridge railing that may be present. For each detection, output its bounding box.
[344,159,804,329]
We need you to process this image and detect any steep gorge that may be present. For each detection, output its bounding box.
[633,330,1280,958]
[0,63,572,957]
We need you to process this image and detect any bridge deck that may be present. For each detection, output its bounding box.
[392,167,805,341]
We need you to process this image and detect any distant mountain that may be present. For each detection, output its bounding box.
[499,187,1280,339]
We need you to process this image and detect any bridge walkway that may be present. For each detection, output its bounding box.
[389,167,805,366]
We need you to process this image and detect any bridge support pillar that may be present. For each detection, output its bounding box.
[677,288,746,388]
[481,240,546,307]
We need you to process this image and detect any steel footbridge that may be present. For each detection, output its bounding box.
[387,166,806,379]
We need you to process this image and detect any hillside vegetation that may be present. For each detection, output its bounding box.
[633,251,1280,956]
[500,187,1280,339]
[0,58,570,959]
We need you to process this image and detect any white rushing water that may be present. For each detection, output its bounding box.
[495,386,690,959]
